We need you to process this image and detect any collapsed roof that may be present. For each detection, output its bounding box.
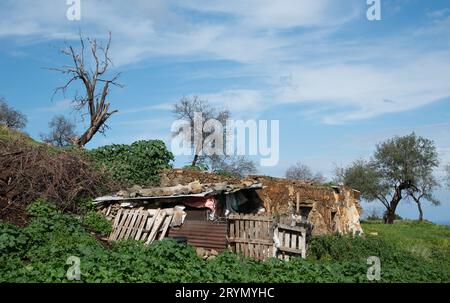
[94,179,264,204]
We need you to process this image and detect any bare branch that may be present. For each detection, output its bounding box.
[49,32,122,147]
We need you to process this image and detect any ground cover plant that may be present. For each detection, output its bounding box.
[1,200,448,283]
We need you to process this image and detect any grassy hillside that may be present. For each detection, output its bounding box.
[362,220,450,274]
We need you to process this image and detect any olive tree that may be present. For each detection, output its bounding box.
[173,96,229,167]
[341,133,439,224]
[406,173,440,222]
[172,96,256,175]
[445,164,450,188]
[40,115,77,147]
[285,162,325,184]
[0,98,27,130]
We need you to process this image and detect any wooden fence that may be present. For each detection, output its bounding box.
[227,214,274,261]
[227,214,307,261]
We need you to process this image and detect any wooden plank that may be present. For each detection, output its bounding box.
[227,237,273,245]
[272,226,279,258]
[277,224,306,233]
[249,220,254,259]
[109,213,119,241]
[229,219,235,252]
[234,219,240,254]
[111,208,123,231]
[112,209,129,241]
[141,208,160,241]
[284,231,290,261]
[124,208,141,240]
[277,246,304,255]
[228,214,273,222]
[291,232,298,250]
[129,208,144,239]
[106,204,112,217]
[134,211,149,241]
[147,209,158,216]
[118,209,135,240]
[145,210,166,245]
[158,214,173,240]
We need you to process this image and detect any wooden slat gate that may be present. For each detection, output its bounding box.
[273,224,306,260]
[227,214,274,261]
[227,214,307,261]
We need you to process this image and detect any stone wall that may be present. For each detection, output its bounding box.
[252,176,363,236]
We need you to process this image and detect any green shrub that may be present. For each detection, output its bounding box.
[26,198,58,217]
[82,211,112,236]
[0,223,28,256]
[89,140,174,186]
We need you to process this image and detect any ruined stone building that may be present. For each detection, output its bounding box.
[96,168,364,255]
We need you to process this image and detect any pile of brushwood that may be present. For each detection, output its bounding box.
[0,126,116,225]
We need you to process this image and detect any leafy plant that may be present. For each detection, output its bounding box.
[82,211,112,236]
[89,140,174,186]
[1,200,449,283]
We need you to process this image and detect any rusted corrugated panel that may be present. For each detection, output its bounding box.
[168,220,227,251]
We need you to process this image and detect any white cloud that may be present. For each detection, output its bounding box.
[1,0,450,125]
[37,99,72,112]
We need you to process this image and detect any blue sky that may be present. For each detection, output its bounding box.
[1,0,450,223]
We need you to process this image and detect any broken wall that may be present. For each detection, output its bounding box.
[252,176,363,236]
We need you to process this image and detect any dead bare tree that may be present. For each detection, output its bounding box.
[51,32,122,147]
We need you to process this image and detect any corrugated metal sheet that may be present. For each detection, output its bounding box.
[168,220,228,251]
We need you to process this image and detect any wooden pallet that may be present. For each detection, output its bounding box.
[273,224,306,260]
[109,208,173,245]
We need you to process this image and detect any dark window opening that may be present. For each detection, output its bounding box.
[299,206,312,223]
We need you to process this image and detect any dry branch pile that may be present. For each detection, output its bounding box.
[0,134,116,225]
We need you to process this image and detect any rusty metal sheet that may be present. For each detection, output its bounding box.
[168,220,227,251]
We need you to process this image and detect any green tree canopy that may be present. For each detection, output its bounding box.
[340,133,439,224]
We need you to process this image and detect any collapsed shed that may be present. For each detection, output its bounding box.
[95,169,364,260]
[95,178,265,252]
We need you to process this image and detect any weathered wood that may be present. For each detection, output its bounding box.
[141,208,160,241]
[106,204,112,217]
[112,209,123,229]
[130,208,145,239]
[277,246,304,255]
[118,209,135,240]
[228,214,273,222]
[146,210,166,245]
[124,208,141,240]
[134,211,149,241]
[277,223,306,233]
[112,209,129,241]
[158,214,173,240]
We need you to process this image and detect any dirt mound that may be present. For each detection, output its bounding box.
[159,168,243,187]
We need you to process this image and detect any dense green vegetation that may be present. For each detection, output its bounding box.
[89,140,174,186]
[1,200,448,283]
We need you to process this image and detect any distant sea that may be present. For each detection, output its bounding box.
[433,220,450,226]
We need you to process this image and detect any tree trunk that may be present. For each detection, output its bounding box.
[191,154,199,167]
[414,199,423,222]
[384,207,397,224]
[384,183,405,224]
